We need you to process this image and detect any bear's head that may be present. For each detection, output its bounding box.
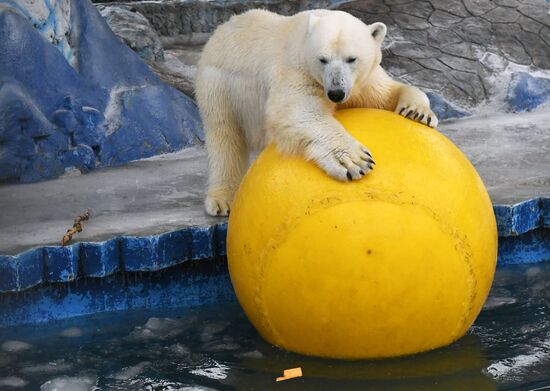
[303,11,386,104]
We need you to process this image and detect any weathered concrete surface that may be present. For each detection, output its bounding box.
[440,110,550,204]
[0,147,216,255]
[0,111,548,255]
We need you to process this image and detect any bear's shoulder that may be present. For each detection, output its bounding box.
[227,9,284,26]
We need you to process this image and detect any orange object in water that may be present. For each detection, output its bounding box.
[276,367,303,382]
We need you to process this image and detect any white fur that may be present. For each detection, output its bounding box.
[196,9,438,216]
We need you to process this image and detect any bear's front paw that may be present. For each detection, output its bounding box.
[396,103,439,128]
[307,137,375,181]
[205,194,231,217]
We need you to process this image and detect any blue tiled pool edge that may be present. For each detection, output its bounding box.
[0,257,236,328]
[494,197,550,236]
[0,224,227,293]
[0,197,548,328]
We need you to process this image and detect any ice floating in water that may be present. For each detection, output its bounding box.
[129,317,195,341]
[111,361,150,380]
[124,378,210,390]
[202,335,240,352]
[531,281,550,298]
[199,322,229,342]
[40,376,96,391]
[202,341,241,353]
[525,267,542,279]
[486,343,550,379]
[60,327,83,338]
[0,353,14,366]
[0,263,548,390]
[237,350,264,359]
[483,297,518,310]
[189,360,229,380]
[1,340,32,353]
[0,376,28,388]
[20,359,73,374]
[168,343,190,356]
[145,317,176,330]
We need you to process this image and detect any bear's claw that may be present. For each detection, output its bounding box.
[307,136,374,182]
[205,196,231,217]
[396,104,438,128]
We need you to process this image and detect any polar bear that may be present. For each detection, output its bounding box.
[196,9,438,216]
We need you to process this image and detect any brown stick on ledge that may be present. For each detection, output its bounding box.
[61,209,91,246]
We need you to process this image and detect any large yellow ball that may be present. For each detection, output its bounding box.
[227,109,498,359]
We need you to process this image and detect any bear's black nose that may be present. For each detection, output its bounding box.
[328,89,345,103]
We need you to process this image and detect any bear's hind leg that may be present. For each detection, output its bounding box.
[198,70,248,216]
[204,118,248,216]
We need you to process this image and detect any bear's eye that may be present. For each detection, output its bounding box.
[319,57,328,64]
[346,57,357,64]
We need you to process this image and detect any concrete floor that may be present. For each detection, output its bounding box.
[0,110,548,255]
[0,147,217,255]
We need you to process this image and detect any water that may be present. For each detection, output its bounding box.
[0,263,549,390]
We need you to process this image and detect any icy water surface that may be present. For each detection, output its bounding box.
[0,262,549,390]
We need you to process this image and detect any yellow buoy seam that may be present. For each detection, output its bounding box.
[250,188,477,354]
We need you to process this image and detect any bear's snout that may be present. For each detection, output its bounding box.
[327,89,345,103]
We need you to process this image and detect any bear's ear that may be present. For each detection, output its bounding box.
[370,22,387,44]
[307,14,320,34]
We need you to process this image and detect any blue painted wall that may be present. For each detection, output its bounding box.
[427,93,470,121]
[0,257,236,328]
[506,73,550,113]
[0,0,203,183]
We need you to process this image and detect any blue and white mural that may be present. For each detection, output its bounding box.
[0,0,203,183]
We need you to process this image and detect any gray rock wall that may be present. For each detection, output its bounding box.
[97,4,164,61]
[339,0,550,108]
[114,0,333,39]
[96,0,550,113]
